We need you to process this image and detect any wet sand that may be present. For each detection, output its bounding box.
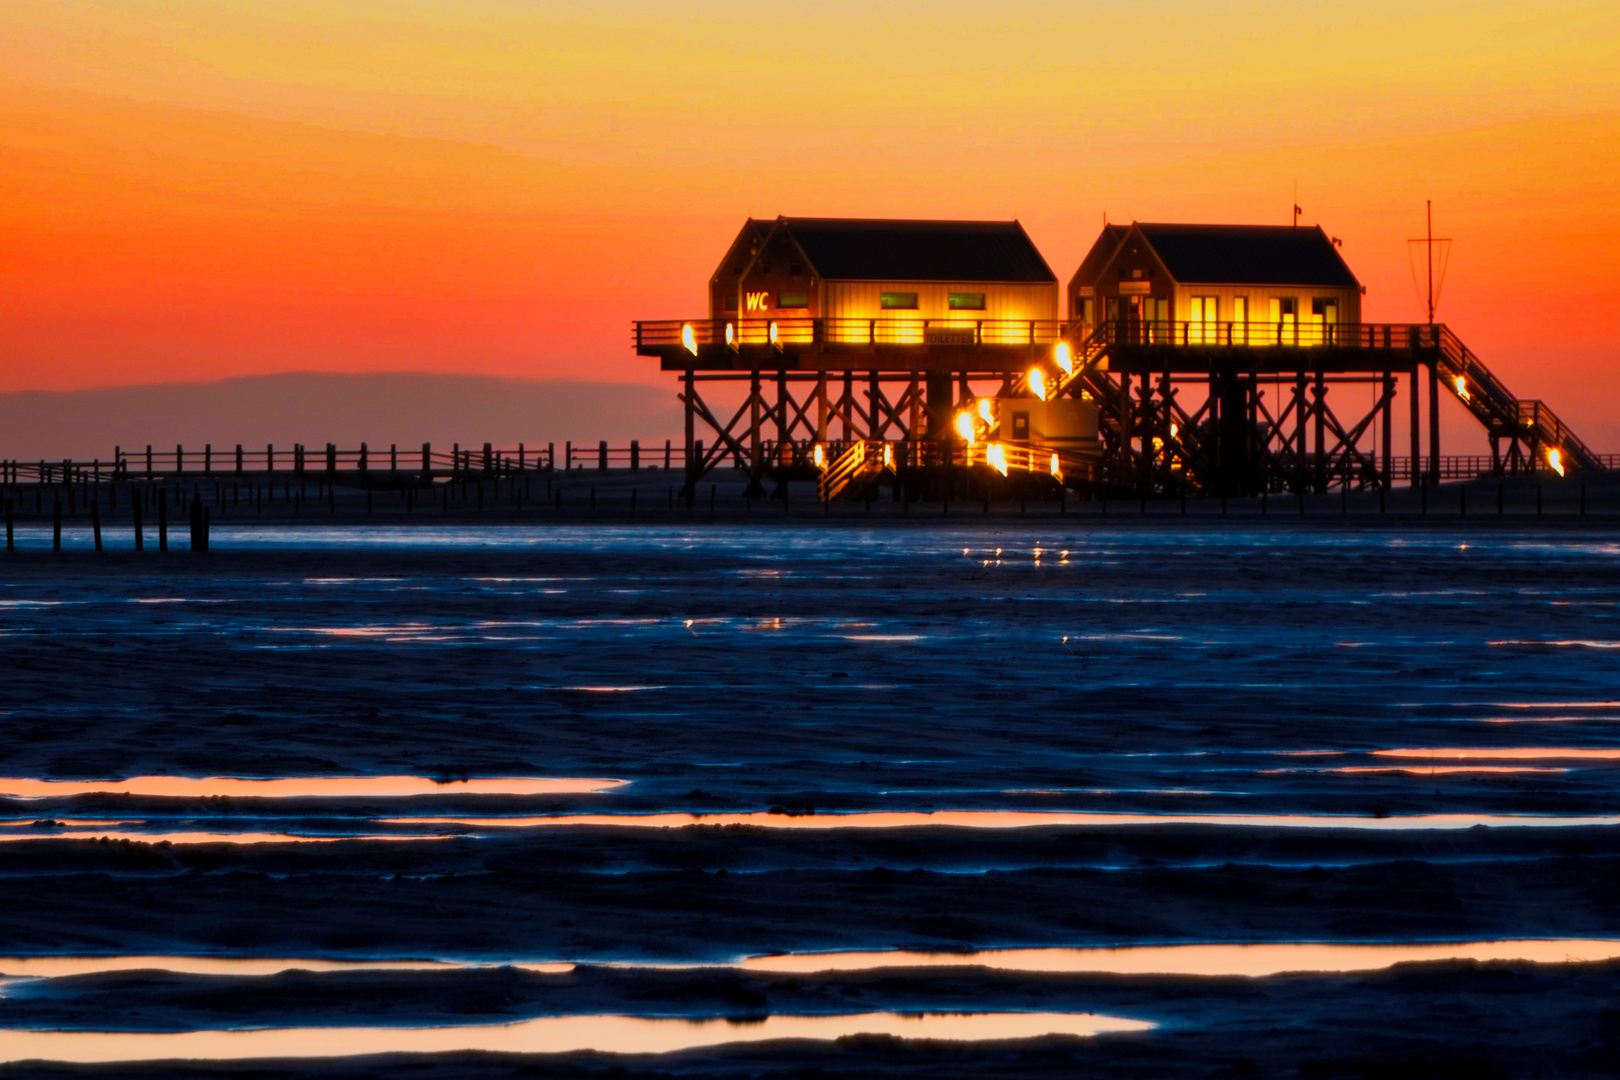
[2,524,1619,1075]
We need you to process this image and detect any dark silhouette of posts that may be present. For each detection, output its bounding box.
[4,500,12,551]
[52,499,62,551]
[158,498,168,552]
[91,499,102,551]
[133,495,144,551]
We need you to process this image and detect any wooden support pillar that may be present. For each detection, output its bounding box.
[683,368,697,495]
[1381,371,1394,491]
[1427,359,1441,485]
[869,371,882,440]
[776,370,789,464]
[1137,371,1153,492]
[1313,368,1327,492]
[747,369,765,496]
[815,373,829,442]
[1409,365,1422,487]
[1293,369,1308,494]
[842,371,854,442]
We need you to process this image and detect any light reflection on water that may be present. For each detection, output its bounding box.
[0,776,625,799]
[0,1011,1152,1063]
[380,810,1620,831]
[738,939,1620,977]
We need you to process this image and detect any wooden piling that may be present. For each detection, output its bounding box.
[4,500,12,551]
[158,498,168,551]
[133,495,144,551]
[53,499,62,551]
[92,499,102,551]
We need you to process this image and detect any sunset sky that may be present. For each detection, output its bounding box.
[4,0,1619,446]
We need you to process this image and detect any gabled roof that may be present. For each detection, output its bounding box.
[779,217,1057,283]
[1069,224,1130,287]
[1133,224,1358,288]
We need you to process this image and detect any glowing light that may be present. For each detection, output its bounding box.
[1049,453,1061,478]
[882,443,894,468]
[1169,422,1178,439]
[813,444,826,469]
[768,321,779,345]
[986,443,1009,476]
[1548,447,1565,476]
[725,322,735,346]
[955,410,977,445]
[1028,367,1047,401]
[1455,375,1470,401]
[1054,342,1073,375]
[977,398,995,425]
[681,323,697,356]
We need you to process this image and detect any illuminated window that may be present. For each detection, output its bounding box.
[1232,297,1248,343]
[778,292,808,309]
[949,293,986,310]
[880,292,918,310]
[1189,296,1217,343]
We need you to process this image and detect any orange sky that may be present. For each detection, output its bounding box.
[3,1,1619,446]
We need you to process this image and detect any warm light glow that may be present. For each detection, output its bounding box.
[1028,367,1047,401]
[977,397,995,425]
[725,322,735,346]
[986,442,1009,476]
[812,443,825,469]
[680,323,697,356]
[768,321,779,345]
[1053,341,1073,375]
[1548,447,1565,476]
[1049,452,1061,478]
[1455,374,1471,401]
[955,410,977,445]
[1169,422,1179,439]
[882,443,894,468]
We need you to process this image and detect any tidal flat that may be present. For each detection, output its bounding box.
[1,524,1617,1076]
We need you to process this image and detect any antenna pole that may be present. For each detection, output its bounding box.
[1426,200,1434,325]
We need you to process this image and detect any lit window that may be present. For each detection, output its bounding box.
[778,292,808,309]
[948,292,986,310]
[880,292,918,310]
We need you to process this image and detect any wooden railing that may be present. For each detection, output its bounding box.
[0,440,686,485]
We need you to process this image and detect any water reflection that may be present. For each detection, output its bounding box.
[739,939,1620,977]
[0,957,484,978]
[0,1011,1152,1063]
[0,776,626,799]
[379,810,1620,831]
[1374,748,1620,760]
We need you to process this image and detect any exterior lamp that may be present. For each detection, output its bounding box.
[977,398,995,425]
[681,323,698,356]
[1054,342,1073,375]
[813,444,826,469]
[1049,453,1062,478]
[954,410,977,445]
[1454,375,1470,402]
[725,322,735,346]
[768,321,780,346]
[1547,447,1565,477]
[1028,367,1048,401]
[882,443,894,468]
[986,442,1009,477]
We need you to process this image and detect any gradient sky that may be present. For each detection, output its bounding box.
[3,1,1619,445]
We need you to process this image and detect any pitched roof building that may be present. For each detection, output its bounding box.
[709,217,1058,332]
[1068,223,1362,343]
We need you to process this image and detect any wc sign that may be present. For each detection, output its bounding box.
[745,291,769,311]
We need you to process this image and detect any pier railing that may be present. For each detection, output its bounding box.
[0,440,692,485]
[1,443,1614,489]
